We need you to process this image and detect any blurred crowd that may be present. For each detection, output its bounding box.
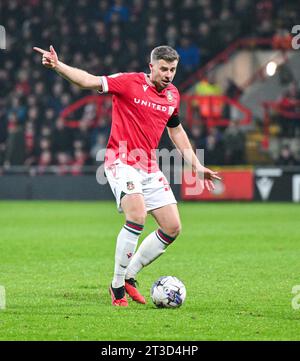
[0,0,297,172]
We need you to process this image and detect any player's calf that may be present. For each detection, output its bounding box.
[159,223,181,239]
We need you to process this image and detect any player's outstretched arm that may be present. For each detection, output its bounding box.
[168,124,221,191]
[33,45,102,91]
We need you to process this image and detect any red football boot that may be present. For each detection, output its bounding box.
[109,285,128,307]
[125,278,146,304]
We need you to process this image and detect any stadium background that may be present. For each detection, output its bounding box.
[1,0,300,342]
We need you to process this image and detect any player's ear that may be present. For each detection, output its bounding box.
[149,63,153,71]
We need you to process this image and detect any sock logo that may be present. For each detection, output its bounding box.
[127,252,133,259]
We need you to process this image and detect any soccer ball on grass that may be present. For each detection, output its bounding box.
[150,276,186,308]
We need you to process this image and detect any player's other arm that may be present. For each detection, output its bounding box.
[33,45,102,91]
[167,124,221,190]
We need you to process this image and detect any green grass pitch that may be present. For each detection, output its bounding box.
[0,201,300,340]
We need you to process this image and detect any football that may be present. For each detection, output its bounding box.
[150,276,186,308]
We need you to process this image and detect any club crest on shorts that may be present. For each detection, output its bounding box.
[127,181,135,191]
[166,90,173,102]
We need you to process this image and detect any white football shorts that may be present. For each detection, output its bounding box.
[104,159,177,212]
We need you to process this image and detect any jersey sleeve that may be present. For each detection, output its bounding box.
[166,114,180,128]
[99,73,131,95]
[167,89,181,128]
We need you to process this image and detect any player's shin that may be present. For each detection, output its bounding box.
[126,229,176,280]
[112,221,144,288]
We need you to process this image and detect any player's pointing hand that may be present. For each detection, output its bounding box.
[199,167,222,192]
[33,45,58,69]
[203,168,221,181]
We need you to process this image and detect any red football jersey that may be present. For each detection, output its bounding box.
[99,72,180,172]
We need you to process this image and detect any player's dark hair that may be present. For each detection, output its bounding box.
[150,45,180,63]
